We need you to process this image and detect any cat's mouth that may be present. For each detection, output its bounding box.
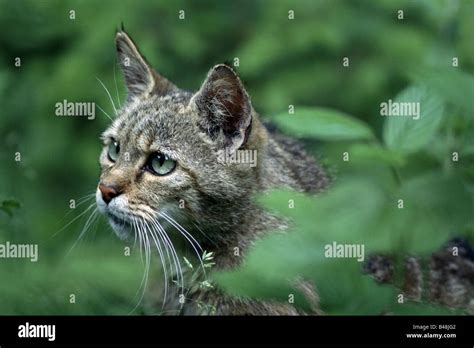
[106,211,133,239]
[107,211,130,226]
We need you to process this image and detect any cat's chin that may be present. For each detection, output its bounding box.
[107,213,133,241]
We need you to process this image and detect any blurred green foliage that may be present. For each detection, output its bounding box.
[0,0,472,314]
[214,70,474,314]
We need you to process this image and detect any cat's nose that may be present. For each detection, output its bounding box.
[99,183,122,204]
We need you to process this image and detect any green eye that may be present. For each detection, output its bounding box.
[107,140,120,162]
[148,153,176,176]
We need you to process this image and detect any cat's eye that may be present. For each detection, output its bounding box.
[147,153,176,176]
[107,140,120,162]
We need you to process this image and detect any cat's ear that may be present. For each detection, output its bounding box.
[192,64,252,149]
[115,31,176,100]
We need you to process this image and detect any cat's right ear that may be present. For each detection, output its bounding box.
[191,64,253,151]
[115,31,176,101]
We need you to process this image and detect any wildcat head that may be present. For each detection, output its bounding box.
[96,31,259,241]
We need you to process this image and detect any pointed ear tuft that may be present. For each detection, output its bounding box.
[115,31,176,101]
[193,64,252,148]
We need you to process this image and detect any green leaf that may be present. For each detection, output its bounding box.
[381,172,473,255]
[183,257,193,270]
[348,144,406,167]
[214,180,398,314]
[273,107,374,141]
[383,86,445,153]
[410,67,474,115]
[214,173,473,313]
[400,172,472,236]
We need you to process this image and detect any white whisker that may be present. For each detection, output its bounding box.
[51,199,96,238]
[96,77,118,115]
[133,217,144,266]
[143,215,170,308]
[158,212,206,276]
[66,206,99,256]
[160,211,203,253]
[143,211,186,307]
[152,216,184,291]
[129,217,149,314]
[96,104,114,121]
[142,220,151,303]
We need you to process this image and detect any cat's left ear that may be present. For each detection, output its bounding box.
[192,64,252,149]
[115,31,176,101]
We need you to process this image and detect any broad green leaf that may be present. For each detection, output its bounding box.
[399,172,473,230]
[348,144,406,167]
[215,173,472,313]
[384,172,473,254]
[273,107,374,141]
[383,86,445,153]
[214,180,397,314]
[411,67,474,115]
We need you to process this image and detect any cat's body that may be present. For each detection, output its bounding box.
[95,31,327,315]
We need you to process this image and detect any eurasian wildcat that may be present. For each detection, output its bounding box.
[95,30,328,315]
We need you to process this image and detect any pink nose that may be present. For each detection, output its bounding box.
[99,183,122,204]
